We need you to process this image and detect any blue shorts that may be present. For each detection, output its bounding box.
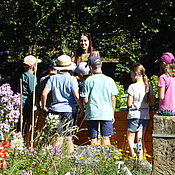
[46,112,77,136]
[127,119,149,132]
[87,120,113,138]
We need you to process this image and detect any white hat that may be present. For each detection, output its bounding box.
[54,55,76,70]
[74,62,90,75]
[23,55,42,66]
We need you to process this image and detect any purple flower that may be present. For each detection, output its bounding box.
[0,83,20,132]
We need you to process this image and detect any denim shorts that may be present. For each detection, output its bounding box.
[127,119,149,132]
[46,112,77,136]
[87,120,113,138]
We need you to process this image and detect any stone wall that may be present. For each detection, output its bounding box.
[152,114,175,175]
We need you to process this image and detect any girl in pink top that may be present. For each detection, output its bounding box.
[158,62,175,113]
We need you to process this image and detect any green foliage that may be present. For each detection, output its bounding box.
[148,75,159,111]
[115,82,127,111]
[1,0,175,77]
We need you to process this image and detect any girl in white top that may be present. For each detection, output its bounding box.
[127,63,155,160]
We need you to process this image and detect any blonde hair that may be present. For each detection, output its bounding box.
[131,63,150,102]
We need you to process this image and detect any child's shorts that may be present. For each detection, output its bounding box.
[127,119,149,132]
[46,112,77,136]
[87,120,113,138]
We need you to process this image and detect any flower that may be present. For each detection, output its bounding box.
[0,159,7,169]
[40,169,47,173]
[0,139,11,169]
[0,84,20,133]
[10,132,25,151]
[95,153,101,156]
[145,154,151,158]
[113,156,120,159]
[79,157,85,160]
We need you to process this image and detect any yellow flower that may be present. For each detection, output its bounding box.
[113,150,118,153]
[113,156,120,159]
[124,134,127,137]
[141,157,147,160]
[119,149,123,152]
[96,153,101,156]
[126,150,130,153]
[79,157,85,160]
[145,154,151,158]
[110,150,114,153]
[40,169,47,173]
[104,145,109,149]
[118,153,123,156]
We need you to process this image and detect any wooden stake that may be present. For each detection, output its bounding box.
[30,58,38,149]
[19,78,23,133]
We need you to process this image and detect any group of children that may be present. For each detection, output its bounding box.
[20,49,175,159]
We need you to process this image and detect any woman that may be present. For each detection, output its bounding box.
[71,32,100,65]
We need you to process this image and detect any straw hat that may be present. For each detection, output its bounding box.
[23,55,42,66]
[54,55,76,70]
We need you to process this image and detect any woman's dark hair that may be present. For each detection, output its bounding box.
[77,32,94,56]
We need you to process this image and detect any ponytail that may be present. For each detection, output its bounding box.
[142,74,150,103]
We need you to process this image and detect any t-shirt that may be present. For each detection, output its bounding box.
[21,72,36,106]
[158,74,175,112]
[46,72,78,113]
[80,73,118,120]
[127,81,154,119]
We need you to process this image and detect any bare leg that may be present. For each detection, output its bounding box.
[102,136,111,145]
[90,137,98,145]
[136,129,145,160]
[127,131,136,157]
[53,136,64,148]
[64,136,74,154]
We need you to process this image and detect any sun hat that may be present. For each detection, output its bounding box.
[54,55,76,70]
[23,55,42,66]
[155,52,175,63]
[74,62,90,75]
[87,56,102,67]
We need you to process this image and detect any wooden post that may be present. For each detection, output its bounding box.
[30,58,38,149]
[19,78,23,133]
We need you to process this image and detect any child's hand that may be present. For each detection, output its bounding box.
[42,107,49,113]
[112,116,115,123]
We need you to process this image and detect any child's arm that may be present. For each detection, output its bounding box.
[41,87,50,112]
[111,95,116,123]
[149,94,155,106]
[127,94,133,108]
[158,86,165,100]
[72,88,84,117]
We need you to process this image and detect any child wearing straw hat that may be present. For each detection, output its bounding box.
[41,55,84,154]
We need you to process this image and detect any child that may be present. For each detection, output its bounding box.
[20,55,41,135]
[74,61,90,92]
[155,52,175,76]
[80,56,118,145]
[158,61,175,113]
[36,59,58,110]
[127,63,154,160]
[41,55,84,154]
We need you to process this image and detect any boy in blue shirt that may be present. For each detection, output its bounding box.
[41,55,84,153]
[81,56,118,145]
